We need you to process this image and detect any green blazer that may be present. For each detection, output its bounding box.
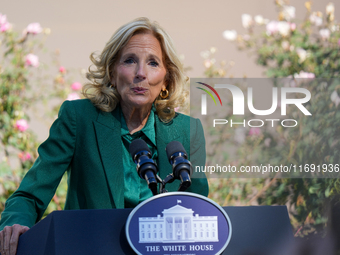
[0,99,208,230]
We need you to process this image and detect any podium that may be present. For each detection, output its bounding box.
[15,206,293,255]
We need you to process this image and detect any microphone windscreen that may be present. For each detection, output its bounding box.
[129,139,150,158]
[165,141,187,160]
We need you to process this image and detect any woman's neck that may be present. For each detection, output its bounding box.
[120,103,152,134]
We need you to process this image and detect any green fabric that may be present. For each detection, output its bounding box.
[120,108,155,208]
[0,99,209,230]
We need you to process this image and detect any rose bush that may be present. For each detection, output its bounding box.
[0,14,83,215]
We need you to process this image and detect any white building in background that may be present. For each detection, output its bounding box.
[139,203,218,243]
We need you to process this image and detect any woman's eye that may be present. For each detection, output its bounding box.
[150,61,159,67]
[124,58,135,64]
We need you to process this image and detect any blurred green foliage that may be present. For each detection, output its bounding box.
[206,1,340,236]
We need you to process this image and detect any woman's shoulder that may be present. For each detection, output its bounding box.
[162,112,204,137]
[172,112,202,124]
[60,99,98,112]
[61,98,96,109]
[60,99,99,116]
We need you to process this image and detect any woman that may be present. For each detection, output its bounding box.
[0,17,208,254]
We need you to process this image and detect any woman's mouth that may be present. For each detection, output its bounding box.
[132,87,148,94]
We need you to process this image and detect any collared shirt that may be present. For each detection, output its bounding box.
[120,109,157,208]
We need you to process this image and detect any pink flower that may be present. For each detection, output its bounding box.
[249,127,261,136]
[71,82,82,91]
[25,54,39,67]
[26,23,42,34]
[18,152,32,162]
[294,71,315,79]
[15,119,29,132]
[319,29,330,40]
[290,23,296,31]
[266,20,279,35]
[174,107,180,112]
[0,22,10,32]
[59,66,66,73]
[0,14,10,32]
[67,93,80,101]
[0,13,7,25]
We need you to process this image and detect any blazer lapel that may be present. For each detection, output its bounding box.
[93,108,124,209]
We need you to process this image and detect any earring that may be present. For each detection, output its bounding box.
[160,88,169,99]
[109,83,115,89]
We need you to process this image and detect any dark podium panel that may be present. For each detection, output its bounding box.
[16,206,293,255]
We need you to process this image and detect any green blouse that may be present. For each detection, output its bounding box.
[120,109,157,208]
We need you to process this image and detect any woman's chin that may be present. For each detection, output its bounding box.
[121,98,153,110]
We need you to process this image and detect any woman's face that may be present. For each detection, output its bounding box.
[112,33,167,111]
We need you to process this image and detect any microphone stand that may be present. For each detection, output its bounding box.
[158,174,176,194]
[155,170,192,194]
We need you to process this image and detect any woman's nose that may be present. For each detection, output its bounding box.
[135,64,147,81]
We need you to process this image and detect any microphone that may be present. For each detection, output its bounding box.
[165,141,193,191]
[129,139,158,196]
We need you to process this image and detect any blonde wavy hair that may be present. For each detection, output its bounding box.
[82,17,189,122]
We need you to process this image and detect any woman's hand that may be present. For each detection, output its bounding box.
[0,224,29,255]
